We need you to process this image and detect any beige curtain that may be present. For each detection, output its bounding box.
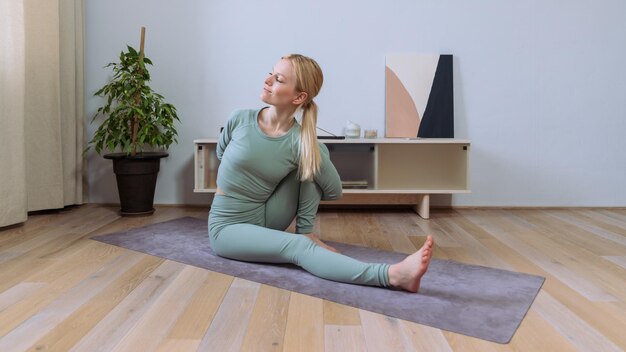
[0,0,84,227]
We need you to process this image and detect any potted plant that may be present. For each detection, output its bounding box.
[87,27,179,215]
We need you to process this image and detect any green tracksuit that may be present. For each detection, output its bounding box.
[208,108,390,287]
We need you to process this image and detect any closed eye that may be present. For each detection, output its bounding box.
[269,71,284,83]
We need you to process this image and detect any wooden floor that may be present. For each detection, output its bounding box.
[0,205,625,351]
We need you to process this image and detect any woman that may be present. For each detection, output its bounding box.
[208,54,433,293]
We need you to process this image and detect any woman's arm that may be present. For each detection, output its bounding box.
[216,110,238,161]
[314,143,343,201]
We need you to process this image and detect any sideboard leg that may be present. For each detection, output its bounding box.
[413,194,430,219]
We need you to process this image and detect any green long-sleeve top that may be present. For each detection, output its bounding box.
[216,108,343,203]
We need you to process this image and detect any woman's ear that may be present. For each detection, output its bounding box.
[293,91,308,105]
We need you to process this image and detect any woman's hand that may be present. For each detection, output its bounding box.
[304,233,339,253]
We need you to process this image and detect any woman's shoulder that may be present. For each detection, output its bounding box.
[227,108,254,119]
[227,108,262,126]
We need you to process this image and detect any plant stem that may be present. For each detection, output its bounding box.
[131,26,146,156]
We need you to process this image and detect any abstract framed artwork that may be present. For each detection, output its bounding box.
[385,54,454,138]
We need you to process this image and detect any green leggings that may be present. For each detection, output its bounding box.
[208,170,390,287]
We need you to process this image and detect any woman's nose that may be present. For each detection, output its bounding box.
[264,74,273,85]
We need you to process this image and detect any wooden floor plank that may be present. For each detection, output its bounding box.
[0,241,124,336]
[165,271,233,340]
[409,237,450,260]
[197,278,260,352]
[432,213,511,268]
[599,209,626,224]
[0,282,46,312]
[283,292,325,352]
[376,212,420,254]
[580,209,626,230]
[0,206,64,233]
[28,255,164,352]
[155,339,200,352]
[548,209,626,246]
[359,310,413,352]
[506,309,578,352]
[533,291,623,352]
[357,212,402,252]
[509,210,626,300]
[84,206,185,239]
[1,205,625,351]
[603,255,626,270]
[0,205,103,252]
[323,301,361,326]
[0,211,122,294]
[443,330,505,352]
[0,250,143,351]
[462,209,617,301]
[412,211,462,248]
[518,210,625,256]
[324,325,367,352]
[476,235,626,349]
[400,321,453,352]
[240,285,291,351]
[70,260,186,352]
[321,212,371,247]
[111,266,210,352]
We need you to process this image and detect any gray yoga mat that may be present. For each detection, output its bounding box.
[92,216,544,344]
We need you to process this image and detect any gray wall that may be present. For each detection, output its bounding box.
[85,0,626,206]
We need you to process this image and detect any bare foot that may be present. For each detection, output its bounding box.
[388,235,434,293]
[304,233,339,253]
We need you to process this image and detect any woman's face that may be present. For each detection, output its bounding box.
[261,58,306,108]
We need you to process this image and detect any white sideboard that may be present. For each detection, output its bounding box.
[194,138,470,219]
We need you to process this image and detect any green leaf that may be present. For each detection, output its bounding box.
[86,42,180,156]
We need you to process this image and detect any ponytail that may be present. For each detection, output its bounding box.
[298,101,321,181]
[282,53,324,181]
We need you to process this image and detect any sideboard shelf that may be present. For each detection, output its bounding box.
[194,138,470,219]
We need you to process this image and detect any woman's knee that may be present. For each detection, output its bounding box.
[265,171,300,230]
[210,233,250,261]
[208,224,233,257]
[208,232,226,256]
[283,234,317,263]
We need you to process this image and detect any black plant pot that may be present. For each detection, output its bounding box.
[104,152,168,216]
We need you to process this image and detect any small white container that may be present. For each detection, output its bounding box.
[345,120,361,138]
[364,129,378,139]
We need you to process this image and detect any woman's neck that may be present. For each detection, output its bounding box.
[259,106,297,135]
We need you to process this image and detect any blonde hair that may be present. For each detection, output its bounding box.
[283,54,324,182]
